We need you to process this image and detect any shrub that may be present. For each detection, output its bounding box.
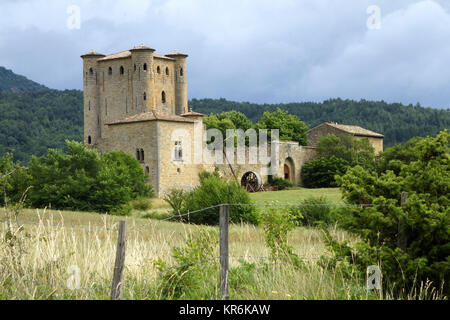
[259,204,302,267]
[154,229,218,299]
[130,197,153,211]
[164,189,188,216]
[184,173,258,225]
[266,176,294,190]
[301,156,349,188]
[289,197,335,227]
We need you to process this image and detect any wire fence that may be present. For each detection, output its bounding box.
[0,200,397,299]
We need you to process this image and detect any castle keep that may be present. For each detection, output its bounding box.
[82,45,383,197]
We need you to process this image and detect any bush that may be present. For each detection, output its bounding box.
[155,229,218,299]
[301,156,349,188]
[266,176,294,190]
[25,140,152,214]
[130,197,153,211]
[183,172,258,225]
[259,204,302,267]
[289,197,335,227]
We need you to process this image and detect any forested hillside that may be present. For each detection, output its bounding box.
[0,67,449,163]
[0,90,83,163]
[0,66,47,92]
[190,98,450,147]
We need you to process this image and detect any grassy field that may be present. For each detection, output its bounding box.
[0,188,443,300]
[250,188,343,205]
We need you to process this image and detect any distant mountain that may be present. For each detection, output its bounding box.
[190,98,450,147]
[0,66,47,92]
[0,67,449,163]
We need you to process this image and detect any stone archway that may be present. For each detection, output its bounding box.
[284,157,295,183]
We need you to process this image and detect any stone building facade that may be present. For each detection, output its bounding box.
[307,122,384,154]
[81,45,384,197]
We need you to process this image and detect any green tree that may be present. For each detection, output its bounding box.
[316,134,375,170]
[301,156,350,188]
[27,141,151,214]
[332,130,450,296]
[255,108,308,145]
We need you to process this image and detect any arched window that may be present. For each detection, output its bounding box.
[145,166,150,174]
[108,67,112,75]
[157,66,161,74]
[180,68,184,76]
[89,68,94,75]
[143,92,147,101]
[143,63,147,71]
[165,67,169,76]
[120,66,124,75]
[88,136,92,144]
[162,91,166,104]
[136,149,141,161]
[140,149,145,161]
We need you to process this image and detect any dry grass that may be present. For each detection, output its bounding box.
[0,207,444,300]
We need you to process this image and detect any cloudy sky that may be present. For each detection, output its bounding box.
[0,0,449,109]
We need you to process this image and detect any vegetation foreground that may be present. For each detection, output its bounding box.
[0,188,445,300]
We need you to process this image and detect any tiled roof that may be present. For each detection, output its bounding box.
[80,50,105,58]
[180,110,205,117]
[98,50,131,61]
[310,122,384,138]
[154,54,175,61]
[107,111,196,125]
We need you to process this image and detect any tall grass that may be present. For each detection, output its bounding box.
[0,208,445,300]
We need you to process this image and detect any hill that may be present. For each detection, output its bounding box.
[0,67,449,163]
[0,89,83,163]
[190,98,450,147]
[0,66,47,92]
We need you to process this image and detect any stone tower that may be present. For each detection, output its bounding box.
[81,45,189,149]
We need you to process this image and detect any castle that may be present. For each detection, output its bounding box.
[81,45,383,197]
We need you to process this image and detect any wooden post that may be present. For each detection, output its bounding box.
[397,192,408,251]
[219,204,230,300]
[111,220,126,300]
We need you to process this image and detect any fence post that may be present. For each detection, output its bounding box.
[111,220,126,300]
[219,204,230,300]
[397,192,408,251]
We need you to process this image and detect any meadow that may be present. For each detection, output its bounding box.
[0,188,443,300]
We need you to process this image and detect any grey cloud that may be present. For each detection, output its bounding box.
[0,0,449,109]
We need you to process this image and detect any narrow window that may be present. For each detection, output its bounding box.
[120,66,124,75]
[105,98,107,115]
[88,101,91,111]
[108,67,112,75]
[88,136,92,144]
[145,166,150,174]
[134,64,137,71]
[136,149,141,161]
[143,92,147,101]
[140,149,145,161]
[143,63,147,71]
[162,91,166,104]
[174,141,183,160]
[180,68,184,76]
[89,68,94,75]
[157,66,161,74]
[165,67,169,76]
